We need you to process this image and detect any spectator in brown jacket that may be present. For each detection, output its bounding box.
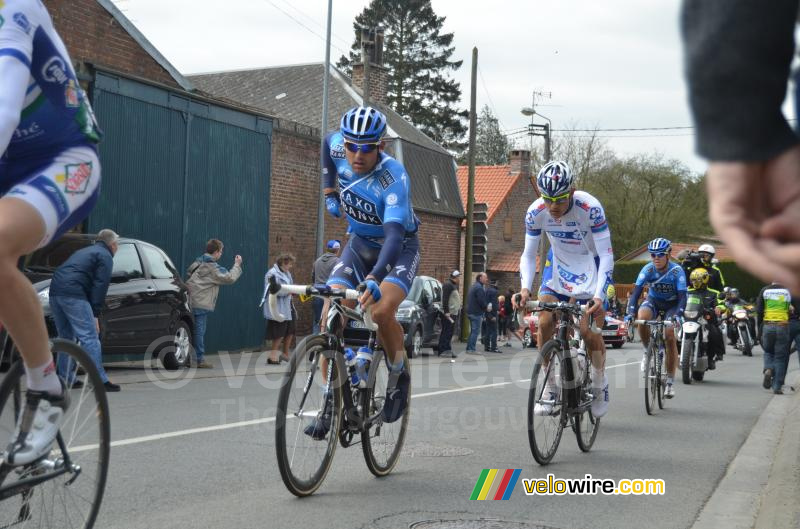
[185,239,243,368]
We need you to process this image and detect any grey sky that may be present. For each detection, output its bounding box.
[113,0,707,172]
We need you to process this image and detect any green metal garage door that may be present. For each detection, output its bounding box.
[89,72,272,353]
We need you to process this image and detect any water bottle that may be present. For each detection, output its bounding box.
[344,347,359,386]
[354,346,373,388]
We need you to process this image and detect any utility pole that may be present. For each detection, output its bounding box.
[461,47,478,342]
[315,0,333,259]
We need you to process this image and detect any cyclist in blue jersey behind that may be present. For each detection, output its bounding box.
[0,0,102,465]
[304,106,418,439]
[626,238,688,399]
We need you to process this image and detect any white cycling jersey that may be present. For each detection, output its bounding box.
[520,190,614,300]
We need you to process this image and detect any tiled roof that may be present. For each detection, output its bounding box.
[456,165,522,224]
[618,241,733,262]
[488,251,541,273]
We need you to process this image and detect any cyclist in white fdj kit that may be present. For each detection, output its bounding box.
[304,106,418,439]
[0,0,102,464]
[517,161,614,418]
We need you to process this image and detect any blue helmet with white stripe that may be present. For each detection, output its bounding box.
[536,161,574,197]
[647,237,671,253]
[340,106,387,143]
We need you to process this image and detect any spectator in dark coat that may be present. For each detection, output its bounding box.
[438,270,461,357]
[466,273,489,353]
[311,240,341,334]
[485,280,500,352]
[51,229,120,392]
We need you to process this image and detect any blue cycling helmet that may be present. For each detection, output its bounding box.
[647,237,671,253]
[340,106,387,143]
[536,161,574,197]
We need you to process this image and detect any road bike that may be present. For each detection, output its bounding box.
[270,279,409,497]
[526,300,601,465]
[634,315,675,415]
[0,339,110,528]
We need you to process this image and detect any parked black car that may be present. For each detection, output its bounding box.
[1,234,193,370]
[343,275,443,357]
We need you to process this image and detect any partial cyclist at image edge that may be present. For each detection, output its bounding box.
[308,106,418,437]
[626,238,688,398]
[518,160,615,418]
[0,0,102,466]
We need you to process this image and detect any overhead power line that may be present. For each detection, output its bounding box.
[263,0,349,56]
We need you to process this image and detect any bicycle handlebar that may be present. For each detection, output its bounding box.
[525,300,603,335]
[633,319,676,328]
[267,278,377,331]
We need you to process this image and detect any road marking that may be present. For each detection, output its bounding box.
[71,359,642,452]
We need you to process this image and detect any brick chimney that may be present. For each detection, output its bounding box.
[509,149,531,181]
[351,27,389,105]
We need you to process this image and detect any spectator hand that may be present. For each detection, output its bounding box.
[95,317,100,334]
[235,255,243,266]
[325,192,342,218]
[706,146,800,294]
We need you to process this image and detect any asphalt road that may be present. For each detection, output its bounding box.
[93,339,776,529]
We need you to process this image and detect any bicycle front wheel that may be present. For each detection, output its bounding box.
[361,352,409,477]
[575,355,599,451]
[644,344,657,415]
[0,339,110,529]
[656,344,666,410]
[528,341,565,465]
[275,335,342,497]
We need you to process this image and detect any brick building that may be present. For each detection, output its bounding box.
[456,150,540,294]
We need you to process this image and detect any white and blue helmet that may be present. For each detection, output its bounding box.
[536,161,574,197]
[340,106,387,143]
[647,237,671,253]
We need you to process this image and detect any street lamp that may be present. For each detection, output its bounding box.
[520,106,551,162]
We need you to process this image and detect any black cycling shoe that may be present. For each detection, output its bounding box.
[303,393,333,440]
[382,370,410,423]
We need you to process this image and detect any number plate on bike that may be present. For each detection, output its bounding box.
[349,320,365,329]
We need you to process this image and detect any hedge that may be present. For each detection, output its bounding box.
[613,260,766,301]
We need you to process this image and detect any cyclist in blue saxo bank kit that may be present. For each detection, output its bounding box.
[626,238,688,399]
[0,0,102,464]
[305,106,420,439]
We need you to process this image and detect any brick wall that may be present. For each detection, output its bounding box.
[44,0,181,89]
[416,212,462,283]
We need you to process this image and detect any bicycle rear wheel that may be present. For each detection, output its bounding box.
[528,341,565,465]
[644,343,657,415]
[574,355,599,452]
[275,335,342,497]
[361,352,409,476]
[0,339,110,529]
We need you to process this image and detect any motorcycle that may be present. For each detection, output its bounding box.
[726,303,754,356]
[680,292,712,384]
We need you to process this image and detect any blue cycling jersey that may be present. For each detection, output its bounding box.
[634,261,687,302]
[0,0,101,164]
[322,132,419,239]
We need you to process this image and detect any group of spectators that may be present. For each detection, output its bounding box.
[464,273,517,355]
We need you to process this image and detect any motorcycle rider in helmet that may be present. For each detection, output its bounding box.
[697,244,726,292]
[687,268,726,368]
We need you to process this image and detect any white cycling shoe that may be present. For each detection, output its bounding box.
[664,383,675,399]
[591,374,609,418]
[4,381,69,466]
[534,381,559,416]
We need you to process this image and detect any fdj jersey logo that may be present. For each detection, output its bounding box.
[341,190,381,226]
[557,265,588,285]
[42,57,69,84]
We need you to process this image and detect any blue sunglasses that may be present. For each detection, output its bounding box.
[344,141,380,154]
[650,252,668,258]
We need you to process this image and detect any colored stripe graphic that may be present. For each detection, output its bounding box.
[470,469,490,500]
[500,469,522,500]
[477,469,498,500]
[471,469,522,500]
